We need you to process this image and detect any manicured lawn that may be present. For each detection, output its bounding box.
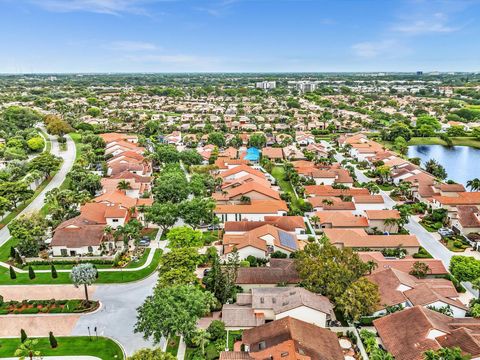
[0,336,124,359]
[271,166,300,211]
[38,129,52,153]
[0,249,162,285]
[166,335,180,356]
[271,166,296,198]
[69,132,84,160]
[407,136,480,149]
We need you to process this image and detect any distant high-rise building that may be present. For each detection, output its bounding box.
[416,71,423,76]
[296,82,317,93]
[256,81,276,90]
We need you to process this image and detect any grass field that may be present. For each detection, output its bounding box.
[0,249,162,285]
[271,166,300,211]
[0,336,124,359]
[166,336,180,356]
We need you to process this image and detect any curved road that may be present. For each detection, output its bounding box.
[0,129,76,247]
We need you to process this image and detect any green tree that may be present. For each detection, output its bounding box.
[9,213,47,257]
[1,106,42,136]
[127,348,176,360]
[207,132,226,148]
[26,137,45,152]
[294,242,369,300]
[179,198,215,229]
[410,261,430,278]
[15,339,40,360]
[336,278,380,321]
[167,226,204,249]
[48,331,58,348]
[28,266,35,279]
[248,133,267,148]
[203,250,240,304]
[9,266,16,279]
[28,152,62,179]
[450,256,480,282]
[423,347,470,360]
[144,202,179,233]
[135,285,216,343]
[467,178,480,191]
[70,263,98,303]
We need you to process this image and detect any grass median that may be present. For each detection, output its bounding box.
[0,336,124,359]
[0,249,162,285]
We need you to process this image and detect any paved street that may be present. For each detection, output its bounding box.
[0,129,76,247]
[71,272,162,356]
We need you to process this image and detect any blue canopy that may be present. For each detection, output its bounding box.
[244,147,261,161]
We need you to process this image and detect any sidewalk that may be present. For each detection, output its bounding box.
[177,336,186,360]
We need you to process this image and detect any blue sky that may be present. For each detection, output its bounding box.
[0,0,479,73]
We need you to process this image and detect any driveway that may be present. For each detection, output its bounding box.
[0,129,76,247]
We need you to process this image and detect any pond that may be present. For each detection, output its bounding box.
[407,145,480,187]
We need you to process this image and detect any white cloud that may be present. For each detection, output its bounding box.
[351,40,400,58]
[108,41,158,51]
[29,0,162,15]
[392,12,458,34]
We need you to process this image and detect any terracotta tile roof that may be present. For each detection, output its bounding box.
[215,200,288,215]
[213,182,280,201]
[80,202,128,223]
[367,268,463,310]
[358,252,448,275]
[236,259,300,285]
[353,195,385,204]
[309,197,356,210]
[304,185,369,197]
[365,210,401,220]
[220,352,253,360]
[51,217,105,248]
[433,192,480,206]
[374,306,480,360]
[324,228,420,248]
[94,191,139,209]
[243,317,344,360]
[457,205,480,228]
[317,211,369,228]
[221,174,271,190]
[224,216,305,232]
[100,132,137,143]
[219,164,266,180]
[251,287,334,315]
[262,147,284,159]
[223,224,299,254]
[110,170,152,183]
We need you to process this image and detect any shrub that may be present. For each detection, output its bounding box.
[9,266,16,280]
[9,246,15,259]
[20,329,27,343]
[28,266,35,280]
[207,320,226,341]
[0,295,3,306]
[270,251,288,259]
[51,264,58,278]
[49,331,58,348]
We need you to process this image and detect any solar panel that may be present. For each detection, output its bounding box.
[278,231,297,250]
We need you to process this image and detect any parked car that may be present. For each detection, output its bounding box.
[138,237,151,246]
[438,228,454,238]
[207,224,221,231]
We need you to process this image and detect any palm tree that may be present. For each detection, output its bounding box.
[322,199,334,206]
[15,339,41,360]
[192,329,210,355]
[117,180,132,191]
[384,218,400,233]
[310,215,320,229]
[467,178,480,191]
[366,260,378,275]
[366,182,380,195]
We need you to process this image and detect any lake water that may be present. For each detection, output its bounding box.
[407,145,480,187]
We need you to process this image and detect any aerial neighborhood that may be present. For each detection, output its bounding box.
[1,72,480,360]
